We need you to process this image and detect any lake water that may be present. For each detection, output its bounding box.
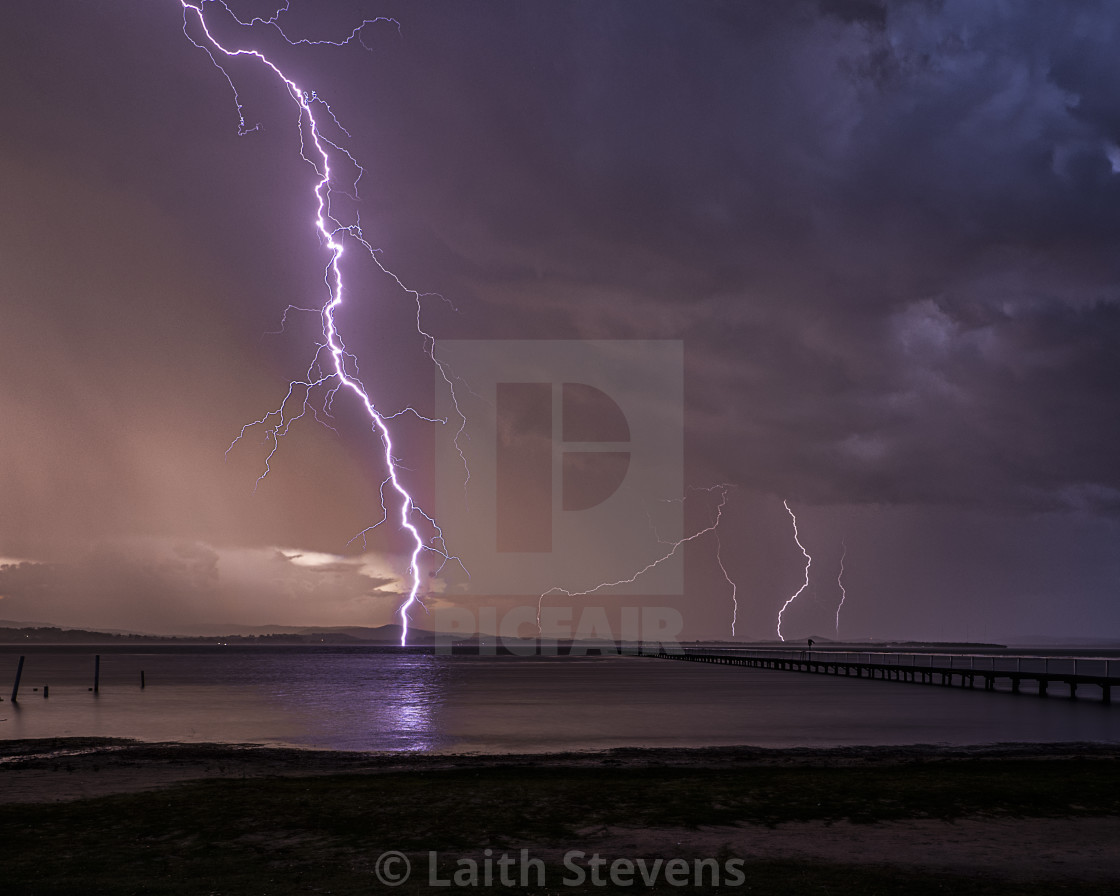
[2,648,1119,753]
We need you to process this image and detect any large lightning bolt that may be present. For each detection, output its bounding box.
[178,2,458,645]
[835,540,847,636]
[776,499,811,642]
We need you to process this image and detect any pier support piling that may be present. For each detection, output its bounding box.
[11,655,25,702]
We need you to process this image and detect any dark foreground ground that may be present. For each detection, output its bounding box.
[1,739,1119,894]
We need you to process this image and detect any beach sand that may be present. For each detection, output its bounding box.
[2,738,1118,892]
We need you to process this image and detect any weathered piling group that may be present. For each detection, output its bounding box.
[5,654,146,703]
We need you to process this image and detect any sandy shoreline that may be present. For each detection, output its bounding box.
[2,736,1119,803]
[3,739,1120,885]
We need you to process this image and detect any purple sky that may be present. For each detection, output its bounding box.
[1,0,1119,641]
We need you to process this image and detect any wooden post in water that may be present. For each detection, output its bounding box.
[11,655,25,702]
[94,654,100,694]
[43,685,49,699]
[140,670,145,689]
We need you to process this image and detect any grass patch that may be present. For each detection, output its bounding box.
[2,758,1118,894]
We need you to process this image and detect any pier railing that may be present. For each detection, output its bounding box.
[644,646,1120,704]
[673,647,1119,679]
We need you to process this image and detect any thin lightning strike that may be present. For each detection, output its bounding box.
[537,484,737,632]
[777,499,811,642]
[715,529,739,637]
[835,540,847,636]
[179,1,461,646]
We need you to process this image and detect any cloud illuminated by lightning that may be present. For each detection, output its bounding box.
[835,540,847,636]
[777,499,811,642]
[178,1,462,645]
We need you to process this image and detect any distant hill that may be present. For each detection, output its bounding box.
[174,623,419,642]
[690,638,1009,650]
[1006,635,1120,648]
[0,623,439,646]
[0,622,656,653]
[20,623,1120,652]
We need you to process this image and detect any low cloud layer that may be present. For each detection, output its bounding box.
[0,542,407,633]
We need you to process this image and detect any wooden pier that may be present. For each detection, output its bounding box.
[648,649,1119,704]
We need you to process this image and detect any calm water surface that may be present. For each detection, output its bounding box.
[2,650,1119,752]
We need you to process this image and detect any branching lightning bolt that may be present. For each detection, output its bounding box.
[536,484,737,632]
[179,1,465,645]
[777,499,811,642]
[835,540,847,636]
[653,487,738,633]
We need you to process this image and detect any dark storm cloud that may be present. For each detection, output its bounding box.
[817,0,888,29]
[368,0,1120,513]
